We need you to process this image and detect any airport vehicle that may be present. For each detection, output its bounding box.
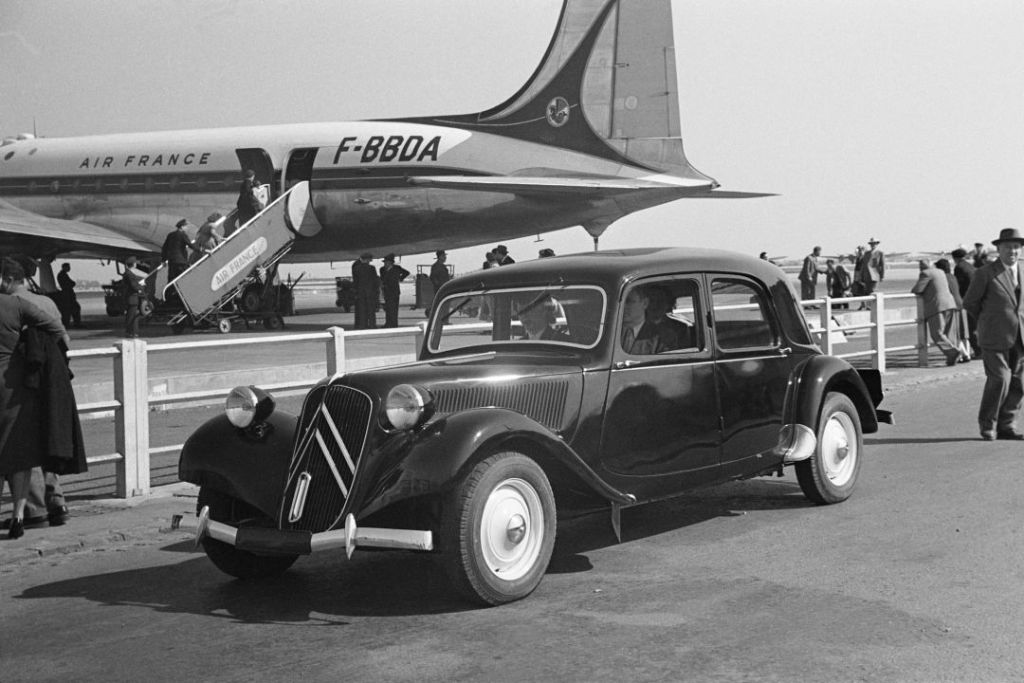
[0,0,767,292]
[177,248,891,605]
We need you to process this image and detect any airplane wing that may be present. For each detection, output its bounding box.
[406,175,775,199]
[0,198,158,258]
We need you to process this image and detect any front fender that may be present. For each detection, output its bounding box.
[178,411,297,519]
[356,407,632,519]
[783,355,880,435]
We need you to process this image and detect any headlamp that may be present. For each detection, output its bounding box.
[385,384,434,431]
[225,385,275,428]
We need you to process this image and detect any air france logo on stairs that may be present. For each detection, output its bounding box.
[211,237,268,291]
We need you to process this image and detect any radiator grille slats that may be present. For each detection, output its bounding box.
[432,380,568,430]
[280,386,372,532]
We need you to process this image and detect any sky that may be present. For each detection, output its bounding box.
[2,0,1023,282]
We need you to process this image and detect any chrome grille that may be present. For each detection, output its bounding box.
[432,380,568,431]
[279,385,373,532]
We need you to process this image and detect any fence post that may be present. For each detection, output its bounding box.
[820,298,834,355]
[915,296,928,367]
[326,325,346,376]
[415,321,427,356]
[113,338,149,497]
[870,292,886,372]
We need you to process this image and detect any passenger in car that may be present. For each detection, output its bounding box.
[516,295,570,342]
[645,285,695,351]
[621,287,670,354]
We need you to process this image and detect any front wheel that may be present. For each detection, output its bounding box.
[796,392,862,504]
[441,452,556,606]
[197,487,298,579]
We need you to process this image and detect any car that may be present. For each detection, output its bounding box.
[177,247,891,605]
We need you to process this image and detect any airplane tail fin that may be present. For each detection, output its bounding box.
[415,0,713,185]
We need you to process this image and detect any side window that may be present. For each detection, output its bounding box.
[710,278,776,350]
[621,279,703,355]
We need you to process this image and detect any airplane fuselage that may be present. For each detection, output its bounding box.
[0,121,689,261]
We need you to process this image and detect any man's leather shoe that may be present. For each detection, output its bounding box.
[996,430,1024,441]
[0,515,47,530]
[47,506,69,526]
[981,431,996,441]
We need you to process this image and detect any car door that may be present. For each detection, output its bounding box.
[598,276,722,500]
[708,274,800,477]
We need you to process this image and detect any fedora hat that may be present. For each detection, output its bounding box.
[992,228,1024,246]
[867,237,880,245]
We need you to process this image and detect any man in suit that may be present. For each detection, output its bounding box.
[911,259,964,367]
[351,252,379,329]
[952,248,979,356]
[962,228,1024,441]
[620,287,670,355]
[798,245,826,302]
[858,237,885,296]
[517,295,570,342]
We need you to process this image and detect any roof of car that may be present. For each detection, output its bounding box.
[445,247,786,291]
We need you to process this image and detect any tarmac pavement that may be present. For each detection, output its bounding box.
[0,352,986,570]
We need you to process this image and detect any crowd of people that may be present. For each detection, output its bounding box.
[795,238,885,308]
[788,229,1024,441]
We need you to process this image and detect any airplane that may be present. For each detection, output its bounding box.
[0,0,767,289]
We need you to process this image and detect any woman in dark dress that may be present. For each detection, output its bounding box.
[0,262,68,539]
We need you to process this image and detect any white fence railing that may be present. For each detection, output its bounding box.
[73,292,931,498]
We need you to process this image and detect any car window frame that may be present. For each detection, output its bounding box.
[614,275,712,362]
[427,284,608,353]
[706,273,781,353]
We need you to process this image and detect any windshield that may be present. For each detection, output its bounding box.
[428,285,606,353]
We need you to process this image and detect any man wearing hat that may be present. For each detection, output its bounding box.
[972,242,990,269]
[495,244,515,266]
[430,250,451,301]
[857,238,885,297]
[161,219,198,281]
[236,168,266,228]
[379,253,410,328]
[963,228,1024,440]
[351,252,379,329]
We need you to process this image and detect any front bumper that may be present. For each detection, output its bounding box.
[172,506,433,559]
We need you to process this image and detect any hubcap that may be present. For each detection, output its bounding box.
[821,412,857,486]
[480,478,544,581]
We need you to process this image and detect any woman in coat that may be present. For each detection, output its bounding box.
[0,258,69,539]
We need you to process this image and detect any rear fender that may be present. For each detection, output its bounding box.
[356,407,633,519]
[783,356,881,435]
[178,412,297,519]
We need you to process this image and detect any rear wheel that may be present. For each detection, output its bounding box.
[197,487,298,579]
[218,318,233,334]
[796,392,862,504]
[441,452,556,605]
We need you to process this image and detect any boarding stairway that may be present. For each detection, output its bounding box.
[165,180,322,331]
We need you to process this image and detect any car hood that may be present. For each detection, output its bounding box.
[336,352,586,434]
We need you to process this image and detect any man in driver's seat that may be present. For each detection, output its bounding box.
[517,295,570,342]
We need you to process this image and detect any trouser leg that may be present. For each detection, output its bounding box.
[44,471,65,509]
[927,312,959,361]
[979,348,1012,431]
[998,343,1024,432]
